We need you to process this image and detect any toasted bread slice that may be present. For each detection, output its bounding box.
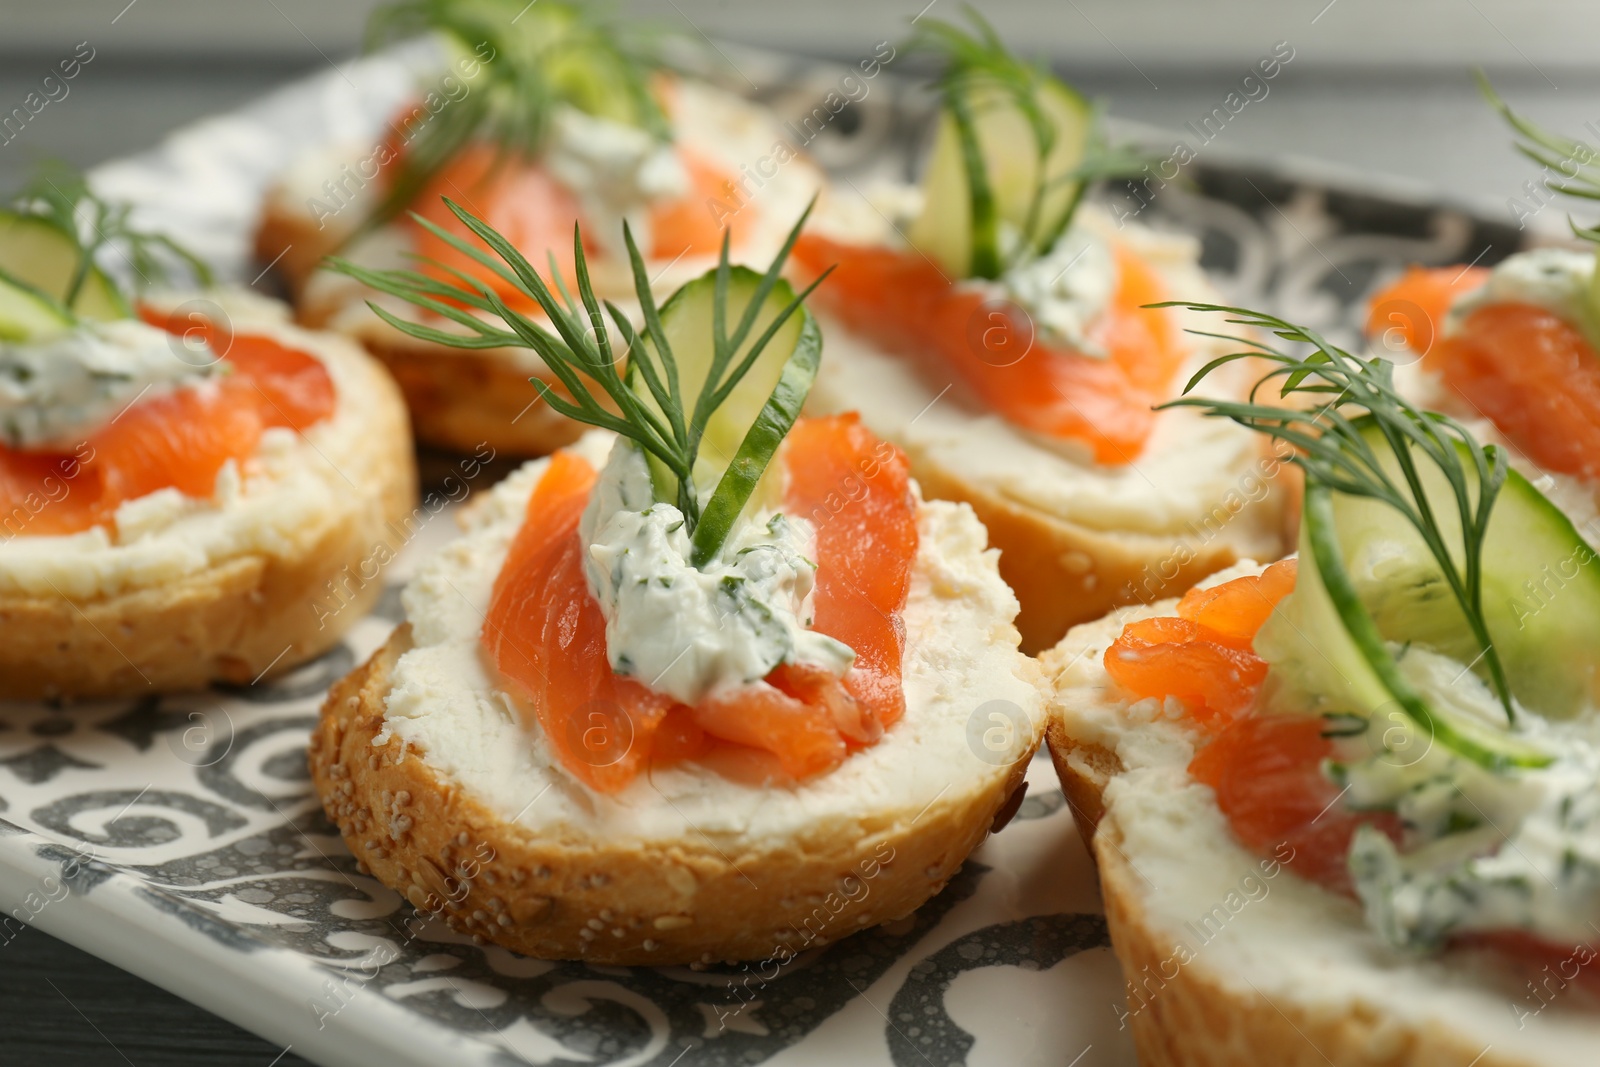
[806,217,1293,654]
[256,79,827,458]
[1040,567,1600,1067]
[310,439,1045,964]
[0,294,417,697]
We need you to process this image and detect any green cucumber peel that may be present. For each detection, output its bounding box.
[690,308,821,567]
[0,264,74,341]
[1474,71,1600,330]
[1304,484,1553,773]
[908,9,1150,278]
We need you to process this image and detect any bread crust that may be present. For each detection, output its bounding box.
[253,188,338,303]
[1043,715,1120,847]
[333,327,585,459]
[912,456,1286,654]
[1095,819,1539,1067]
[1043,578,1572,1067]
[310,624,1036,965]
[0,333,417,699]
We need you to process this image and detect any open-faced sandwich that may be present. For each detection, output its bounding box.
[1044,306,1600,1065]
[310,205,1043,964]
[1364,78,1600,542]
[789,14,1290,653]
[0,169,415,698]
[257,0,826,458]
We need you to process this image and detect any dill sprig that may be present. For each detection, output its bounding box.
[1475,71,1600,238]
[1474,71,1600,321]
[9,163,212,311]
[329,199,829,563]
[361,0,668,234]
[911,5,1151,277]
[1154,302,1515,722]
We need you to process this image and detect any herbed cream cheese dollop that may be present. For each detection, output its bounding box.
[0,319,217,449]
[996,226,1118,356]
[1447,246,1599,347]
[544,105,689,262]
[1339,646,1600,950]
[577,440,854,705]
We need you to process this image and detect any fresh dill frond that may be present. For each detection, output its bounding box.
[329,200,830,561]
[1475,70,1600,244]
[910,5,1152,276]
[1154,302,1516,722]
[361,0,668,233]
[9,163,212,309]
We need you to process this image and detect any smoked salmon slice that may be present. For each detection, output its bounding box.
[1103,559,1399,894]
[648,146,748,261]
[1188,711,1402,895]
[403,141,747,308]
[1103,560,1296,726]
[0,316,336,538]
[790,234,1187,464]
[1429,302,1600,481]
[1366,267,1600,478]
[481,415,919,794]
[1366,265,1490,356]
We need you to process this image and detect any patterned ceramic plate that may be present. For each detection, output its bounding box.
[0,41,1532,1067]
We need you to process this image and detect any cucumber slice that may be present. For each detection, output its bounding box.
[1333,422,1600,722]
[907,78,1092,279]
[0,210,129,321]
[1257,416,1598,770]
[628,266,820,564]
[1301,484,1554,771]
[0,266,73,341]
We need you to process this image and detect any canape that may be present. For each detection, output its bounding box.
[1044,306,1600,1065]
[1362,80,1600,546]
[791,14,1289,653]
[256,0,826,458]
[310,207,1043,963]
[0,170,415,698]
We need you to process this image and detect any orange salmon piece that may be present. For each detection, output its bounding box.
[1175,558,1298,649]
[482,416,919,792]
[648,146,748,261]
[94,379,265,506]
[138,308,337,432]
[1429,301,1600,481]
[1366,265,1490,355]
[1104,561,1297,726]
[791,234,1187,464]
[406,145,593,309]
[482,450,676,794]
[1189,712,1403,895]
[0,449,103,537]
[782,414,919,729]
